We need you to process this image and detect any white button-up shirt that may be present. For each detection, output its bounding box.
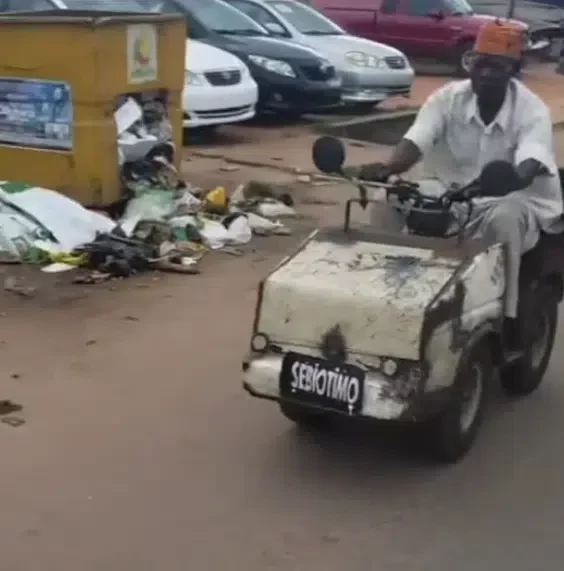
[404,78,563,231]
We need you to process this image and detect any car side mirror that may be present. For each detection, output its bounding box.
[427,9,444,19]
[312,136,346,174]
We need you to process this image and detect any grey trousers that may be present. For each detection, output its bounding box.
[371,192,540,318]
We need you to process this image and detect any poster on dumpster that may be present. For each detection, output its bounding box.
[0,77,73,151]
[127,24,158,85]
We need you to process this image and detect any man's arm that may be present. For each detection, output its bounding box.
[346,88,448,178]
[514,105,555,189]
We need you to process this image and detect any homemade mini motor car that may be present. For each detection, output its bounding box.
[242,135,564,463]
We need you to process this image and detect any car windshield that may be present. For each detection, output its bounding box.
[173,0,268,35]
[444,0,473,15]
[267,0,344,35]
[62,0,147,9]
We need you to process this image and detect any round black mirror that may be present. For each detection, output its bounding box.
[479,160,520,197]
[312,136,346,174]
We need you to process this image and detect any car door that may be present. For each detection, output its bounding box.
[391,0,452,57]
[370,0,407,48]
[315,0,380,39]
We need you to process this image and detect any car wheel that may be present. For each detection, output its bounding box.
[455,40,475,77]
[279,401,329,429]
[501,289,558,397]
[421,341,492,463]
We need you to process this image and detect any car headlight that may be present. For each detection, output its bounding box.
[248,55,296,77]
[185,70,204,85]
[251,332,269,352]
[345,51,384,68]
[382,359,398,376]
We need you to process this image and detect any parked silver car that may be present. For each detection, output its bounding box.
[0,0,145,9]
[224,0,414,111]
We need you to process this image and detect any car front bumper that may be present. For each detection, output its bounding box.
[182,79,258,128]
[254,71,342,113]
[243,353,447,422]
[340,67,414,102]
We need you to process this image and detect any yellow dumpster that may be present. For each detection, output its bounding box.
[0,10,186,206]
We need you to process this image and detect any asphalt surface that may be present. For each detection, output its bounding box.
[1,171,564,571]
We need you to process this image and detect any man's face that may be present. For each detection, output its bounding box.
[469,54,515,101]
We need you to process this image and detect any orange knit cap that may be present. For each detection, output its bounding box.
[473,20,525,59]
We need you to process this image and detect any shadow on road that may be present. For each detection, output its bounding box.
[252,375,563,496]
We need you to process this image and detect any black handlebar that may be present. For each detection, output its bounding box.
[384,178,481,206]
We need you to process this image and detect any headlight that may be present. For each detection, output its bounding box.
[248,55,296,77]
[251,332,269,352]
[185,71,204,85]
[345,51,383,68]
[382,359,398,376]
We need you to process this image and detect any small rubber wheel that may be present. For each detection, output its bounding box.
[501,294,558,397]
[279,401,329,429]
[421,342,492,463]
[455,40,475,77]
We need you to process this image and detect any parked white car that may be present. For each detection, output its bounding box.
[184,39,259,129]
[224,0,414,112]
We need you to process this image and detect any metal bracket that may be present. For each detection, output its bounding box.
[344,198,382,231]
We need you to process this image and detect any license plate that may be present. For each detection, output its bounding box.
[279,352,365,415]
[328,77,342,87]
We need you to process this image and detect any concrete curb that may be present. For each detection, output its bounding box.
[189,151,303,174]
[188,114,564,176]
[314,109,418,146]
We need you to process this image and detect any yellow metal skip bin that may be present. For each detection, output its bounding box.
[0,11,186,206]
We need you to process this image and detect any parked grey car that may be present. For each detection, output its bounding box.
[224,0,414,111]
[0,0,145,9]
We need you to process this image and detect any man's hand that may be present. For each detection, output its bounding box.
[343,162,392,182]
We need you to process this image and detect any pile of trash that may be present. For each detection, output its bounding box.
[0,94,297,283]
[0,176,297,282]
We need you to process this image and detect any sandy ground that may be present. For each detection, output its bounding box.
[4,72,564,570]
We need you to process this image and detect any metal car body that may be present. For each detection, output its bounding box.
[308,0,550,73]
[0,0,147,10]
[243,224,506,422]
[183,39,258,129]
[224,0,414,106]
[139,0,343,115]
[244,135,564,463]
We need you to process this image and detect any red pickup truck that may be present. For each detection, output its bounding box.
[306,0,547,74]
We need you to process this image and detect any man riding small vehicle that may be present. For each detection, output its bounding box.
[242,20,564,462]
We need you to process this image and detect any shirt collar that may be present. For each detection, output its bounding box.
[465,80,514,131]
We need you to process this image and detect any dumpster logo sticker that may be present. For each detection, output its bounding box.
[127,24,158,85]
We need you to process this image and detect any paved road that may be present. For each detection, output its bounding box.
[1,180,564,571]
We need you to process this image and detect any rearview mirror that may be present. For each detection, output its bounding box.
[479,160,520,196]
[312,136,346,174]
[427,9,444,19]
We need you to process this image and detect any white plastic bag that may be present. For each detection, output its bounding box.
[225,215,252,245]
